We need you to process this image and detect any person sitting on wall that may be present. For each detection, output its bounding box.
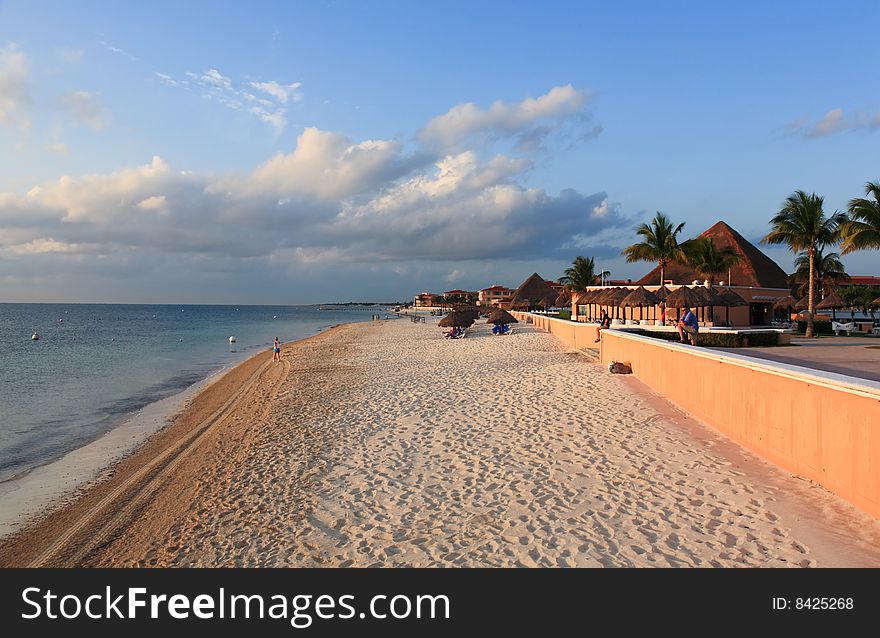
[677,307,699,345]
[595,310,611,343]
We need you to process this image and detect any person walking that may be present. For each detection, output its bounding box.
[272,337,281,362]
[677,307,699,345]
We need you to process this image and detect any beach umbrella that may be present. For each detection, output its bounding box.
[773,295,798,310]
[438,311,474,328]
[620,286,660,322]
[794,295,810,310]
[596,287,629,320]
[487,309,518,325]
[816,290,847,321]
[655,284,672,301]
[664,285,709,309]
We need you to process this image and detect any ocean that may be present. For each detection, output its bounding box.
[0,303,386,483]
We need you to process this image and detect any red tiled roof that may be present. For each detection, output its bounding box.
[481,285,511,292]
[839,276,880,286]
[636,221,789,289]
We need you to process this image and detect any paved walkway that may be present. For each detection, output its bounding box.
[719,336,880,383]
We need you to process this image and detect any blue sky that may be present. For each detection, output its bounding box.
[1,0,877,303]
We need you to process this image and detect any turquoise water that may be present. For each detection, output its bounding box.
[0,303,385,482]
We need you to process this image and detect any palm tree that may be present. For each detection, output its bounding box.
[559,256,607,291]
[622,212,686,287]
[792,248,847,298]
[761,191,846,337]
[681,237,741,287]
[841,180,880,253]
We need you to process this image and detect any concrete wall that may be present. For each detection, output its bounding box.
[514,311,880,518]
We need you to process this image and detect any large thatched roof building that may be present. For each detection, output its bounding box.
[506,273,558,309]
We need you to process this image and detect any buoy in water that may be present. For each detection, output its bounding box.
[229,336,236,343]
[31,332,39,340]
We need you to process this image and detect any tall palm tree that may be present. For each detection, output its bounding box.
[792,247,847,297]
[841,180,880,253]
[761,191,846,337]
[622,212,686,287]
[559,255,608,291]
[681,237,741,287]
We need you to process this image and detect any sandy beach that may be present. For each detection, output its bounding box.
[1,318,879,568]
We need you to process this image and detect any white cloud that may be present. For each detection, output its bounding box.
[0,88,627,298]
[807,108,845,138]
[0,43,30,128]
[137,195,167,212]
[419,84,592,149]
[59,91,108,130]
[249,80,302,104]
[8,238,82,255]
[97,40,139,62]
[154,72,178,87]
[178,68,298,131]
[790,107,880,139]
[46,143,70,155]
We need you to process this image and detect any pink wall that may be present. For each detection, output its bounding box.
[514,312,880,518]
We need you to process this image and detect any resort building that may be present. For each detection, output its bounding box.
[478,284,514,307]
[413,291,442,307]
[573,221,792,326]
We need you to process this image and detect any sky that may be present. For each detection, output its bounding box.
[0,0,878,303]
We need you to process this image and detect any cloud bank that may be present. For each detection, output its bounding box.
[789,107,880,139]
[0,85,622,300]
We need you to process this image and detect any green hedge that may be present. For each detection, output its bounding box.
[628,329,779,347]
[557,309,572,320]
[796,320,834,335]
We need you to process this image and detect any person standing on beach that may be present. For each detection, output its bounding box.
[678,308,699,345]
[658,302,667,326]
[272,337,281,362]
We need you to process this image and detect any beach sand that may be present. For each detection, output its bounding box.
[1,319,879,567]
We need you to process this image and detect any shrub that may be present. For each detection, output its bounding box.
[796,320,833,335]
[557,309,572,320]
[627,329,779,347]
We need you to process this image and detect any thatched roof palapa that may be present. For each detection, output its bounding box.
[508,273,558,308]
[816,291,847,310]
[872,296,880,307]
[794,295,810,310]
[487,309,518,325]
[655,284,672,301]
[664,285,710,308]
[620,286,661,308]
[438,310,474,327]
[772,295,798,310]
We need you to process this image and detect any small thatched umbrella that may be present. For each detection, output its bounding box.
[555,289,571,308]
[576,288,601,320]
[438,310,474,328]
[691,286,729,325]
[655,284,672,301]
[816,290,847,321]
[487,309,518,325]
[794,295,810,310]
[620,286,660,322]
[664,285,709,310]
[597,287,630,320]
[508,273,558,310]
[773,295,798,311]
[716,288,748,326]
